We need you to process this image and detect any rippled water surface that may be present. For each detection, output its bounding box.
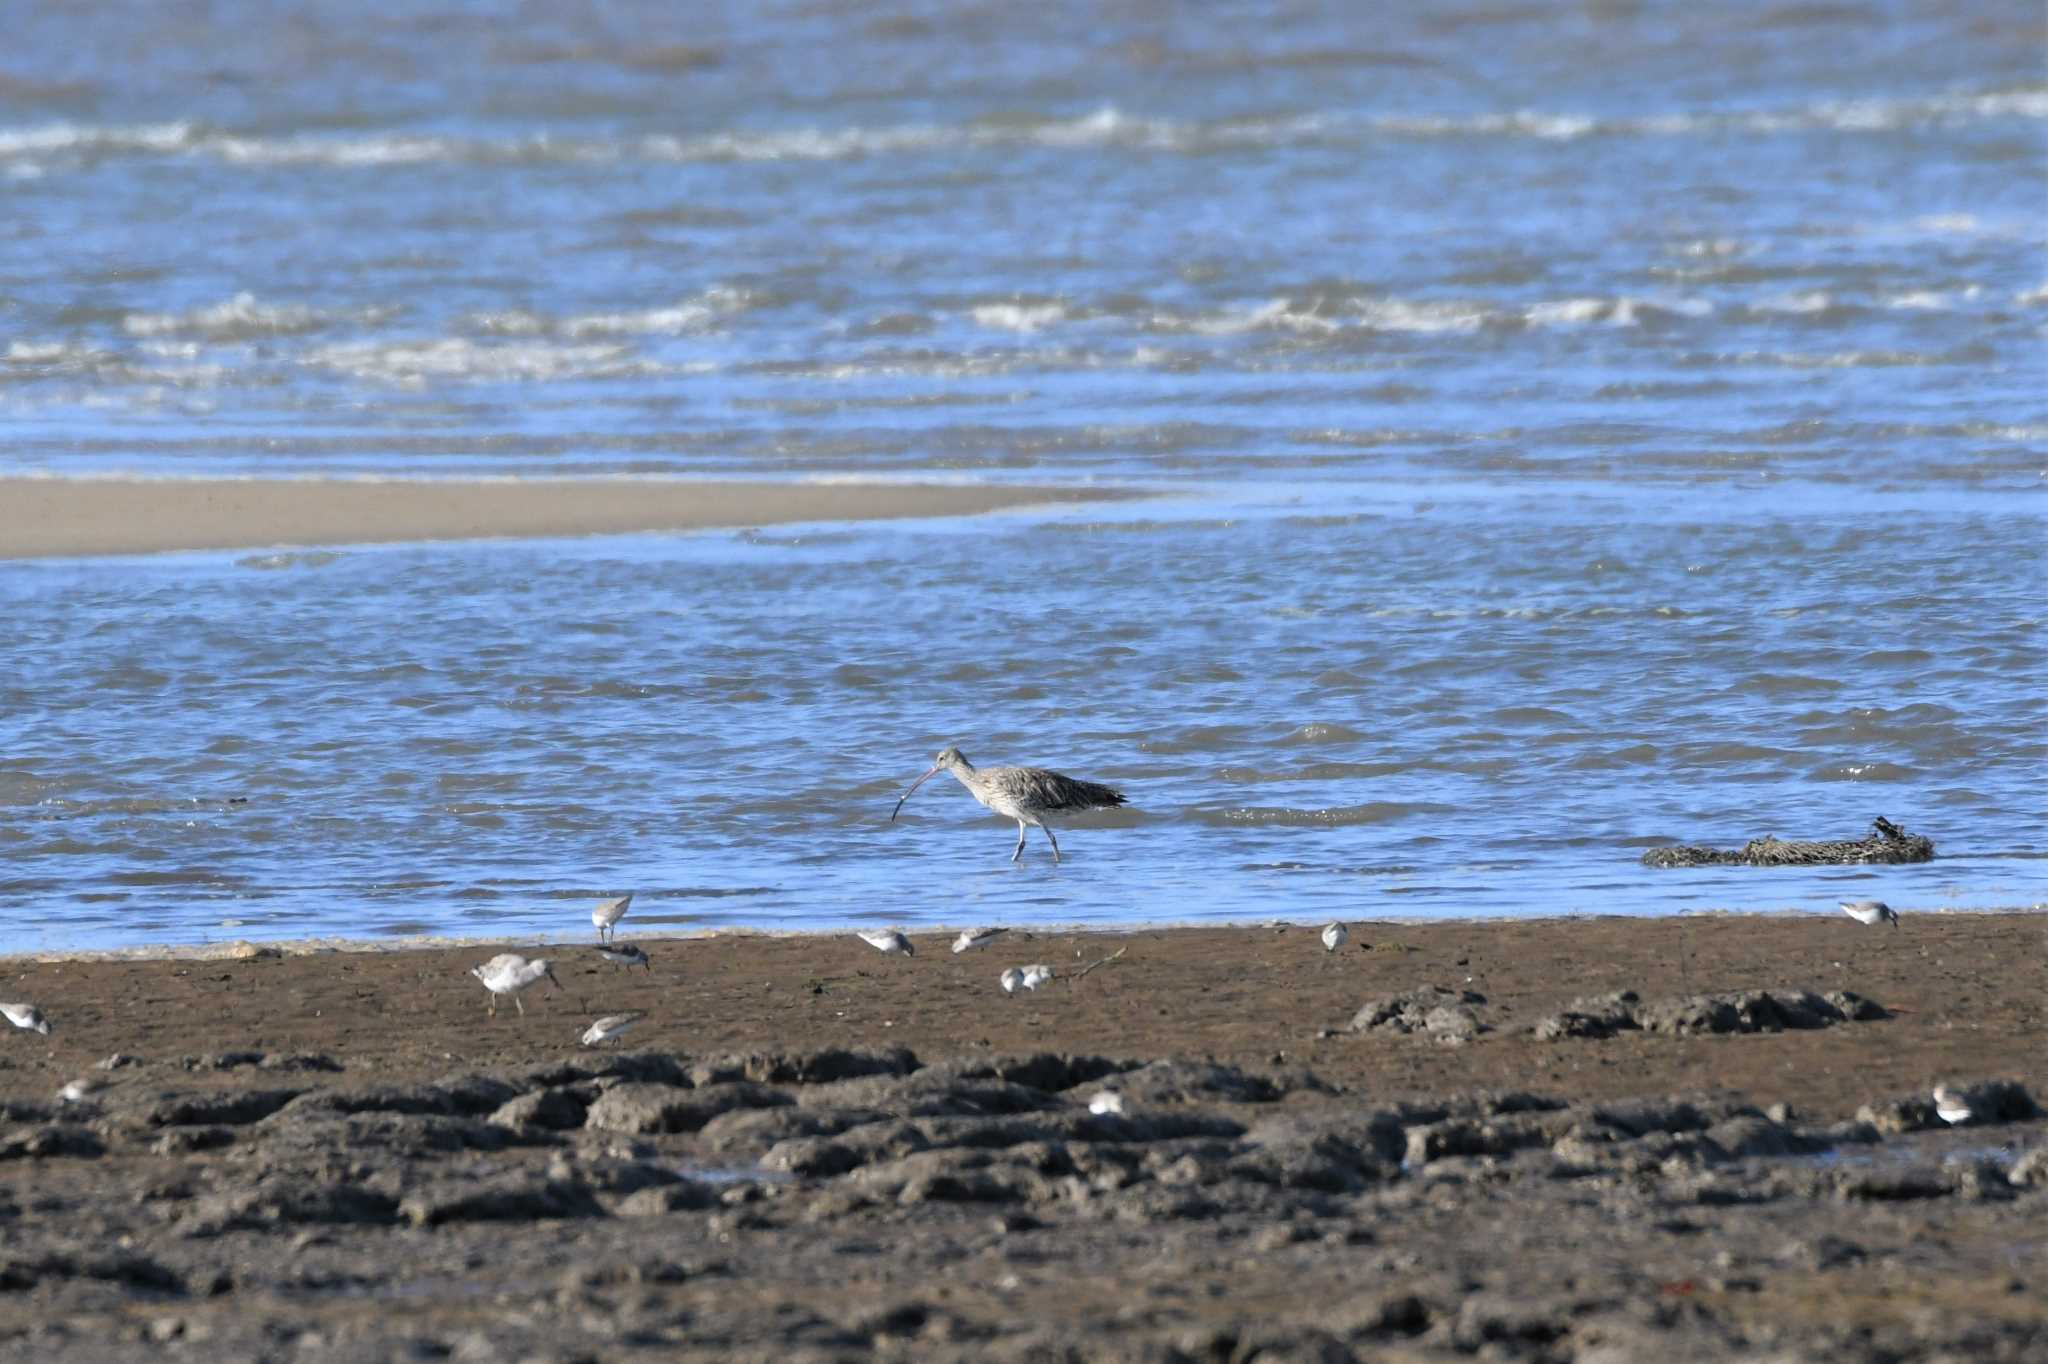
[1,1,2042,946]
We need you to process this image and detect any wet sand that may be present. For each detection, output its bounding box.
[0,477,1123,559]
[1,912,2042,1361]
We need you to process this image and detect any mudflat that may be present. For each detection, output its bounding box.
[0,477,1119,559]
[1,912,2042,1362]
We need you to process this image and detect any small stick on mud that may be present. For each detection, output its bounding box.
[1072,946,1127,981]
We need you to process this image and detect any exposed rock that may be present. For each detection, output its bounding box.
[1534,991,1641,1040]
[613,1182,723,1216]
[0,1252,187,1295]
[918,1053,1132,1092]
[152,1126,235,1156]
[258,1110,516,1156]
[723,1046,920,1086]
[697,1105,883,1156]
[795,1072,1060,1117]
[1859,1080,2037,1135]
[1404,1117,1552,1165]
[1349,987,1489,1041]
[1703,1115,1829,1160]
[1537,989,1887,1041]
[144,1088,305,1127]
[1833,1166,1955,1201]
[2007,1147,2048,1188]
[178,1178,400,1237]
[490,1087,587,1131]
[519,1052,692,1090]
[399,1175,605,1227]
[1856,1095,1940,1135]
[584,1080,793,1135]
[0,1125,106,1160]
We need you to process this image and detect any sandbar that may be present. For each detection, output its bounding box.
[0,476,1122,559]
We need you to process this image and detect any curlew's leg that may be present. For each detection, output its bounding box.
[513,993,525,1017]
[1012,821,1027,862]
[1042,825,1062,864]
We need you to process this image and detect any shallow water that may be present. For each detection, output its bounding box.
[0,1,2042,947]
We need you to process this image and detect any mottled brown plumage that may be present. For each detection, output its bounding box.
[891,745,1126,863]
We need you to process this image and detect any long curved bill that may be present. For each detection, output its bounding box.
[891,766,942,822]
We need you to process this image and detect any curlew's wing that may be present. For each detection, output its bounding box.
[1011,766,1125,812]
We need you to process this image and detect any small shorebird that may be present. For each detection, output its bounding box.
[1321,922,1348,953]
[857,929,915,956]
[952,927,1008,954]
[470,953,563,1016]
[892,745,1126,863]
[1933,1084,1972,1125]
[1840,899,1899,928]
[58,1078,106,1104]
[1088,1089,1126,1116]
[1000,967,1024,994]
[581,1012,646,1047]
[1,1002,50,1036]
[592,944,652,972]
[592,894,633,943]
[1020,964,1054,991]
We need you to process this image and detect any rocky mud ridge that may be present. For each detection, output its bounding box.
[2,1038,2041,1363]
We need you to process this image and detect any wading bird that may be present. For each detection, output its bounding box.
[592,894,633,942]
[470,954,564,1016]
[952,927,1008,954]
[581,1012,646,1047]
[592,944,652,972]
[2,1002,51,1035]
[1839,899,1898,928]
[892,746,1126,863]
[857,929,915,956]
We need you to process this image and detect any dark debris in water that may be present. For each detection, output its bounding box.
[1641,815,1934,867]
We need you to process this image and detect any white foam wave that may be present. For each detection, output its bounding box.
[121,292,360,340]
[305,338,657,386]
[970,302,1069,333]
[1154,291,1713,338]
[1749,291,1835,316]
[1,88,2037,173]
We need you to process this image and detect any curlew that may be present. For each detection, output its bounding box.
[592,894,633,943]
[1839,899,1898,928]
[892,745,1125,863]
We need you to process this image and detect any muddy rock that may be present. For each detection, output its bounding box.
[1350,986,1488,1039]
[0,1125,106,1160]
[2007,1147,2048,1189]
[142,1088,304,1127]
[489,1087,587,1131]
[398,1174,605,1226]
[1404,1116,1552,1165]
[1534,991,1641,1040]
[1538,988,1889,1041]
[584,1080,793,1134]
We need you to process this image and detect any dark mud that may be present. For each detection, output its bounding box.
[1,914,2043,1361]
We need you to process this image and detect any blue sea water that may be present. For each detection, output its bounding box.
[0,1,2042,947]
